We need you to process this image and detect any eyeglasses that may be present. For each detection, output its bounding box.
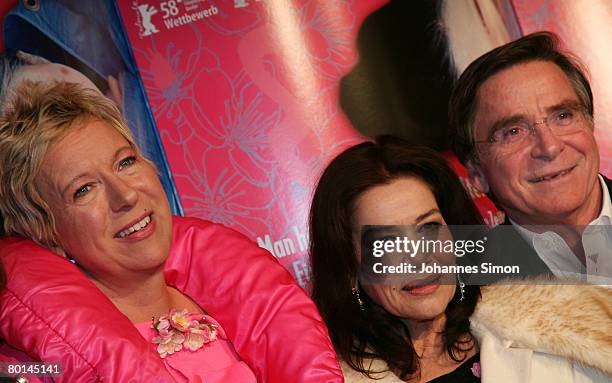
[475,104,589,146]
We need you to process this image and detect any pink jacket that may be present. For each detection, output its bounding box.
[0,216,343,382]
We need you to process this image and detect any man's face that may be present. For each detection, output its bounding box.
[469,60,601,225]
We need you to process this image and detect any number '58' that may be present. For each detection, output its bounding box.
[161,1,179,18]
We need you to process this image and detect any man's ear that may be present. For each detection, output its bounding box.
[466,159,490,194]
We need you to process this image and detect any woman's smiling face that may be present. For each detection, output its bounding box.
[352,177,456,320]
[36,119,173,284]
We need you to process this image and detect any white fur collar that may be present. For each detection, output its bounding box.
[472,279,612,375]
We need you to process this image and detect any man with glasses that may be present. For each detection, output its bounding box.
[449,32,611,282]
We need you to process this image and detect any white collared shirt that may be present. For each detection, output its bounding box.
[511,175,612,283]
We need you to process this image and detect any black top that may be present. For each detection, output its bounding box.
[429,352,480,383]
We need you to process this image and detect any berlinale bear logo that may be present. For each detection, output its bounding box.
[133,2,160,38]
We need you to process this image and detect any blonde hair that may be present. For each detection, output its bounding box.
[0,81,139,248]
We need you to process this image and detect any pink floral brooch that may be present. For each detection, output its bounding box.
[151,309,218,358]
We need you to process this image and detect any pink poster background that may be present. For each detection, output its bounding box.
[512,0,612,176]
[117,0,386,288]
[116,0,612,289]
[0,0,17,51]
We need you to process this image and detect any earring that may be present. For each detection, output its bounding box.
[352,285,365,311]
[457,274,466,302]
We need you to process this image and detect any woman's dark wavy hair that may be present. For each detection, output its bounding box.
[309,136,483,380]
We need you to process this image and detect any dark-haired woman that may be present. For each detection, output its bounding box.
[310,136,611,383]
